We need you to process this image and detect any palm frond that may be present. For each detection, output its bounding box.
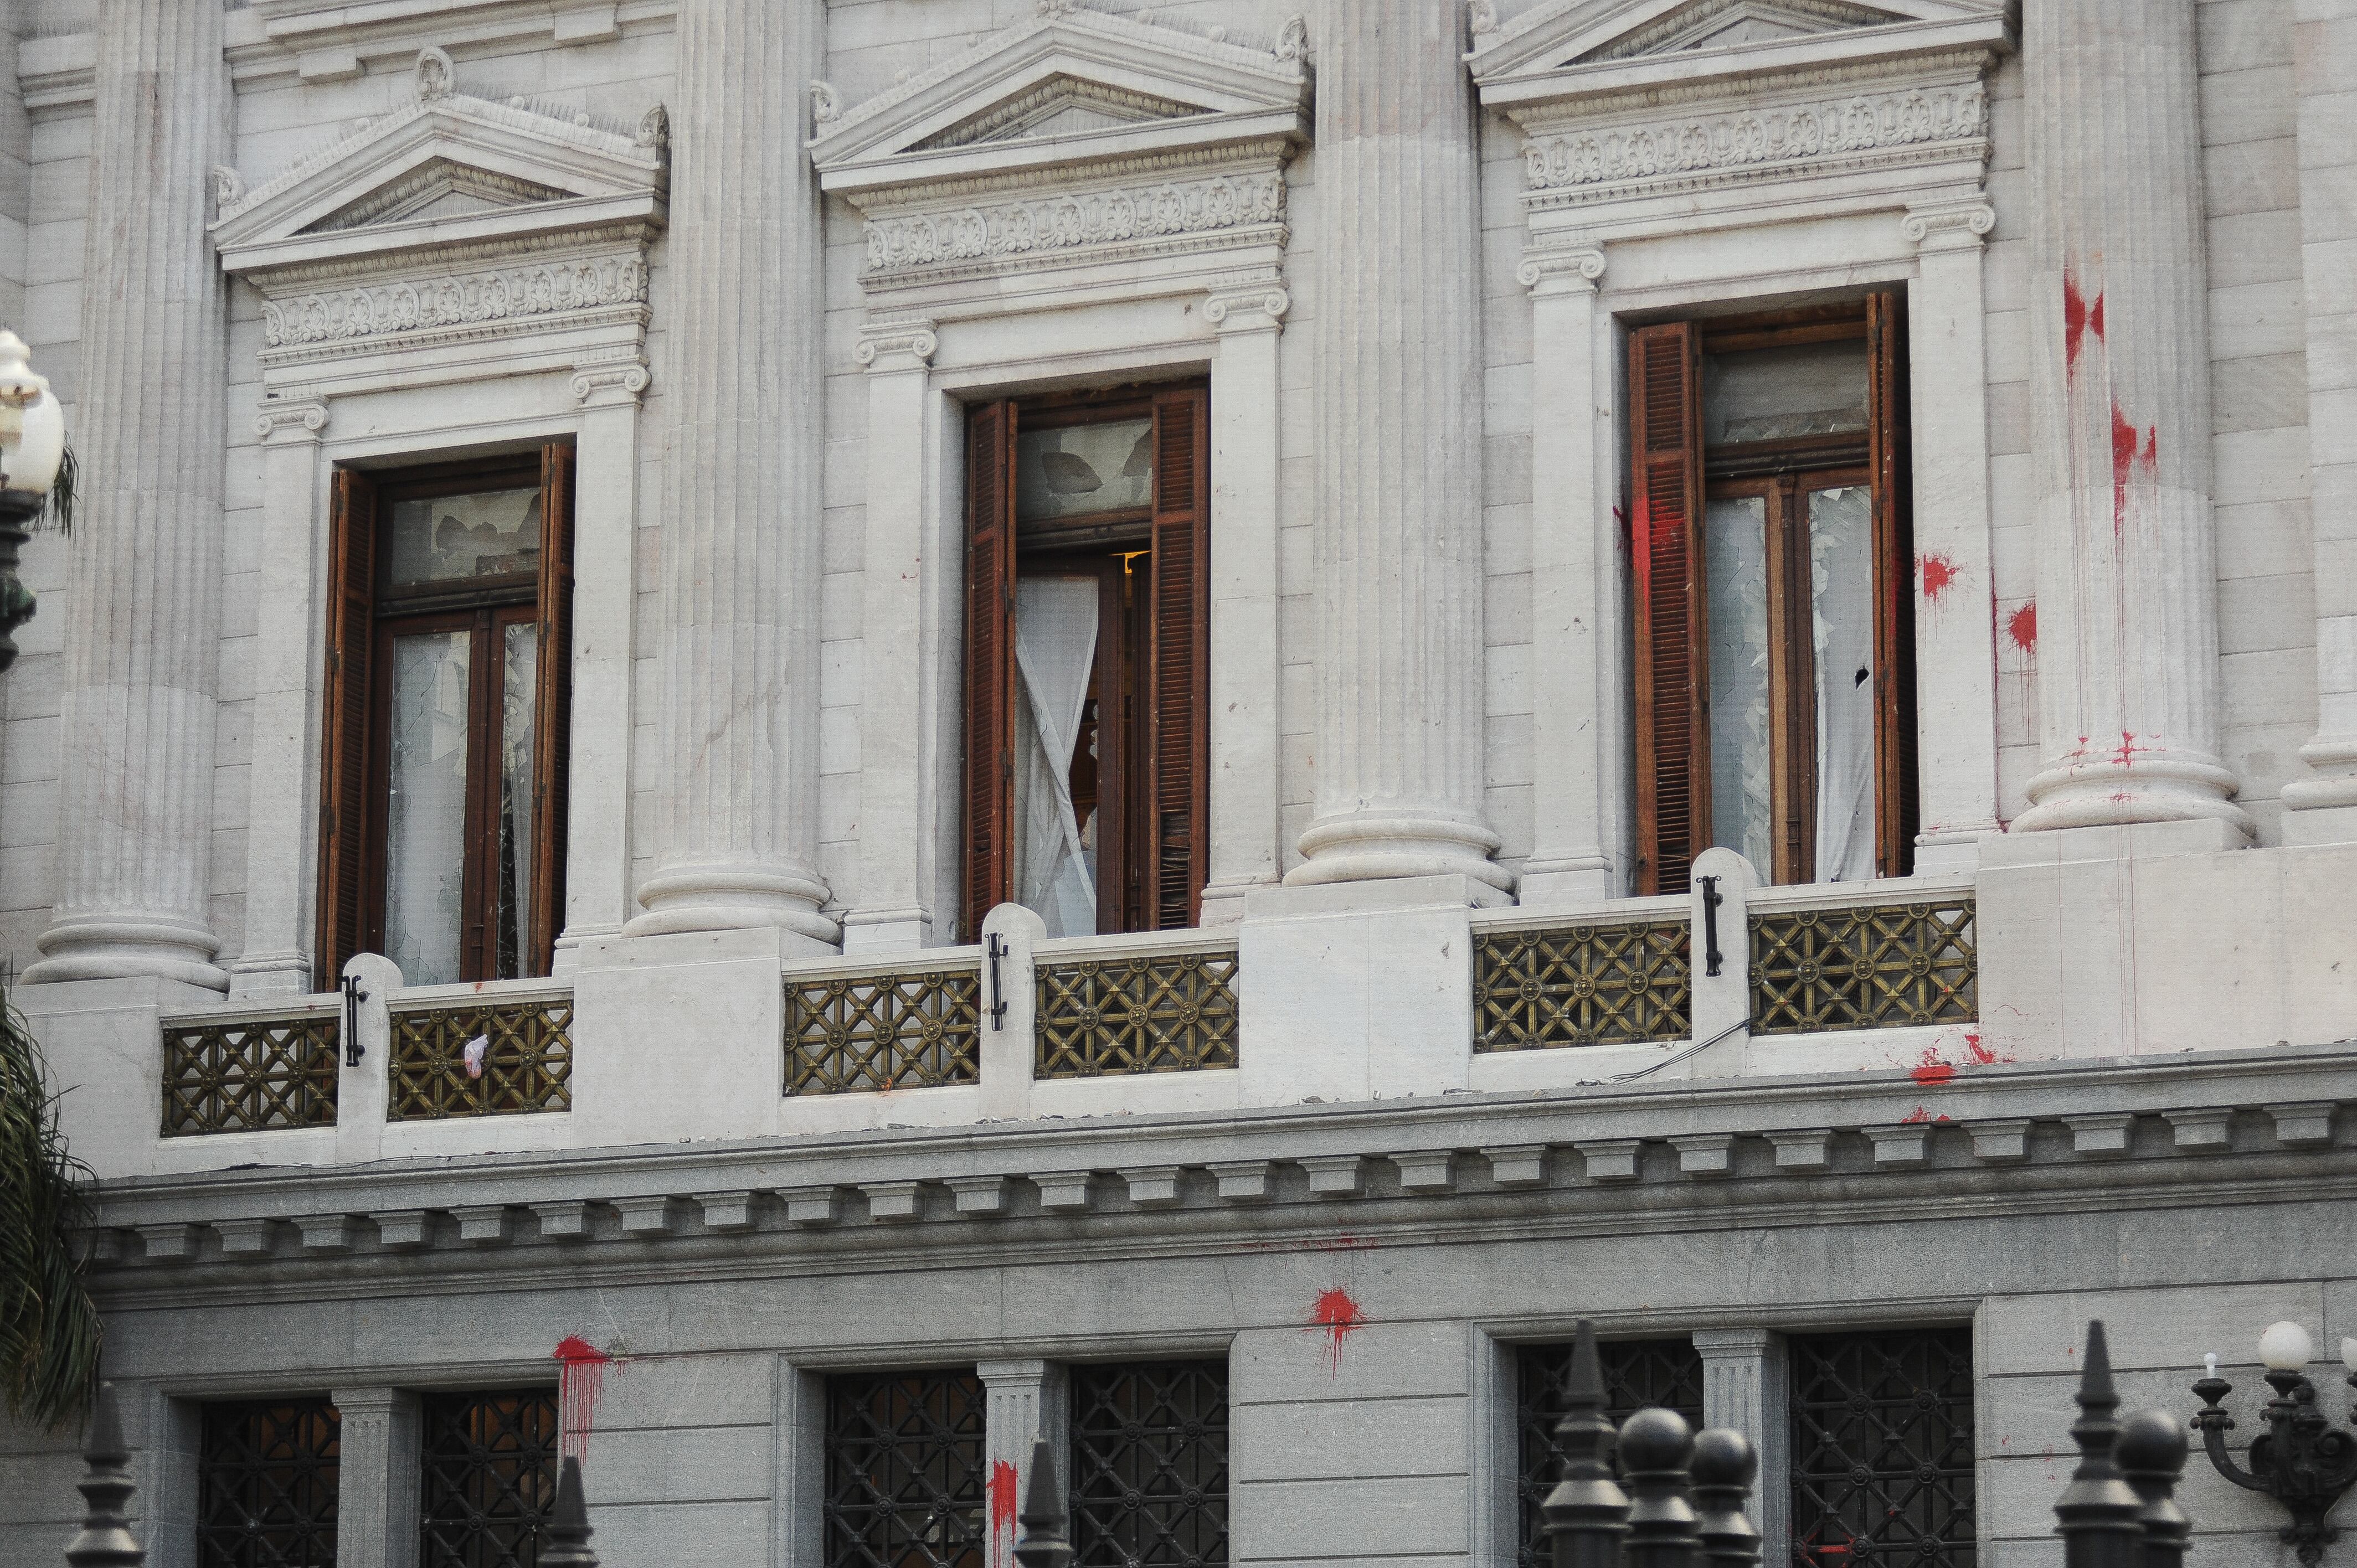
[37,441,76,535]
[0,978,102,1430]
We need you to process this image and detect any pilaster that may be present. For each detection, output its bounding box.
[1286,0,1507,896]
[1692,1329,1790,1568]
[1201,269,1290,925]
[331,1387,421,1568]
[626,0,836,948]
[26,0,233,989]
[2016,0,2249,837]
[979,1358,1068,1568]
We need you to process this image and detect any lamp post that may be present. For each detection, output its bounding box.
[0,329,66,674]
[2189,1322,2357,1566]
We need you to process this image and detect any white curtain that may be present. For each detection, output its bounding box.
[1810,486,1879,883]
[1012,577,1100,938]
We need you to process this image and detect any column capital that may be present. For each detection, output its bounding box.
[328,1385,415,1417]
[570,354,651,408]
[855,313,938,372]
[1206,269,1290,334]
[253,396,330,443]
[1517,244,1606,296]
[1902,195,1995,254]
[1691,1327,1782,1356]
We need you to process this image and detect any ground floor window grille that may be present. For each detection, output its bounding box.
[1068,1360,1229,1568]
[419,1388,560,1568]
[825,1369,989,1568]
[1516,1338,1705,1568]
[1789,1328,1974,1568]
[197,1397,341,1568]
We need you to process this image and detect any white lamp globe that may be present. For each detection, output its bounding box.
[2259,1320,2314,1371]
[6,388,64,494]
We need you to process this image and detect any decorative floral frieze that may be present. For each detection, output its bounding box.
[1521,80,1988,194]
[863,168,1285,279]
[262,252,649,350]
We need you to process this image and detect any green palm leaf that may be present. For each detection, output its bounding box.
[0,977,102,1429]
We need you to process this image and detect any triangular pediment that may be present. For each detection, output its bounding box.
[212,47,668,278]
[811,4,1311,198]
[1470,0,2011,101]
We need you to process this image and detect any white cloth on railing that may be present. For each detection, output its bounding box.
[1013,576,1100,938]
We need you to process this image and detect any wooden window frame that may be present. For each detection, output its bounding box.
[961,383,1209,941]
[316,443,575,986]
[1630,295,1915,893]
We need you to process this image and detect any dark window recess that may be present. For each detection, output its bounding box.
[1789,1328,1975,1568]
[1068,1360,1230,1568]
[419,1388,560,1568]
[825,1370,989,1568]
[1516,1338,1705,1568]
[196,1397,342,1568]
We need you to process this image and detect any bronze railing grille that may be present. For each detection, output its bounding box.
[161,1012,339,1136]
[389,995,573,1120]
[1036,946,1240,1079]
[1474,919,1692,1051]
[1749,897,1977,1035]
[785,966,984,1095]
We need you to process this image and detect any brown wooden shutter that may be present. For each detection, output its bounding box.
[1145,386,1210,931]
[529,441,576,976]
[1629,320,1710,896]
[315,467,377,987]
[962,400,1017,941]
[1867,290,1918,879]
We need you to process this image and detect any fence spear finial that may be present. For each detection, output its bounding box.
[1013,1437,1073,1568]
[537,1456,599,1567]
[2055,1322,2143,1568]
[64,1382,143,1568]
[1544,1321,1632,1568]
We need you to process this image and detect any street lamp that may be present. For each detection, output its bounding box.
[0,329,66,674]
[2189,1321,2357,1565]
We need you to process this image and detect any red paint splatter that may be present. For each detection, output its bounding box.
[987,1459,1020,1567]
[1902,1106,1933,1123]
[2006,602,2037,654]
[2111,402,2157,539]
[1962,1031,1999,1066]
[553,1336,613,1465]
[2063,274,2105,369]
[1308,1287,1365,1375]
[1911,1059,1959,1087]
[1918,552,1959,605]
[2111,730,2140,767]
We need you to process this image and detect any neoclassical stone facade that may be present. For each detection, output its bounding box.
[2,3,2355,1567]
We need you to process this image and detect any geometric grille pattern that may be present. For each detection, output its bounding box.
[1749,900,1976,1036]
[1474,919,1692,1052]
[162,1013,339,1136]
[824,1370,988,1568]
[1516,1338,1706,1568]
[420,1389,561,1568]
[388,997,572,1120]
[196,1397,341,1568]
[786,967,984,1095]
[1035,947,1239,1079]
[1788,1329,1975,1568]
[1069,1361,1228,1568]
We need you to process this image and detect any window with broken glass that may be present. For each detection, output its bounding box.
[824,1369,989,1568]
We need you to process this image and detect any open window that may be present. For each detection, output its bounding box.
[963,386,1209,941]
[1629,296,1915,894]
[316,444,575,985]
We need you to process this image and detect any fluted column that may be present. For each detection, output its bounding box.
[626,1,836,946]
[25,0,230,988]
[2015,0,2249,835]
[1287,2,1508,892]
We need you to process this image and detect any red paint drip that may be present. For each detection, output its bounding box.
[987,1459,1020,1567]
[2111,730,2140,767]
[2063,274,2104,369]
[2110,401,2155,539]
[1918,552,1959,605]
[1309,1287,1366,1375]
[553,1336,613,1466]
[1962,1031,1999,1066]
[1902,1106,1933,1124]
[2006,602,2037,654]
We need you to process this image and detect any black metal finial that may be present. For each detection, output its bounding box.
[64,1382,144,1568]
[2055,1322,2144,1568]
[537,1456,598,1568]
[1013,1437,1073,1568]
[1690,1427,1763,1568]
[2114,1409,2190,1568]
[1543,1320,1632,1568]
[1620,1406,1702,1568]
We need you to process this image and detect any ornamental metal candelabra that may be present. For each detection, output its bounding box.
[2190,1322,2357,1566]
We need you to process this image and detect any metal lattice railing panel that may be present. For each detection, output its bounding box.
[197,1397,341,1568]
[1069,1360,1230,1568]
[1035,947,1240,1079]
[1789,1328,1976,1568]
[786,967,984,1095]
[1749,899,1977,1035]
[1515,1339,1705,1568]
[420,1389,560,1568]
[389,996,573,1120]
[824,1370,988,1568]
[1474,919,1693,1051]
[162,1013,339,1136]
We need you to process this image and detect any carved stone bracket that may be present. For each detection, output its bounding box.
[1903,195,1996,253]
[251,396,330,442]
[1516,244,1607,297]
[1204,269,1290,334]
[569,353,650,408]
[854,314,940,372]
